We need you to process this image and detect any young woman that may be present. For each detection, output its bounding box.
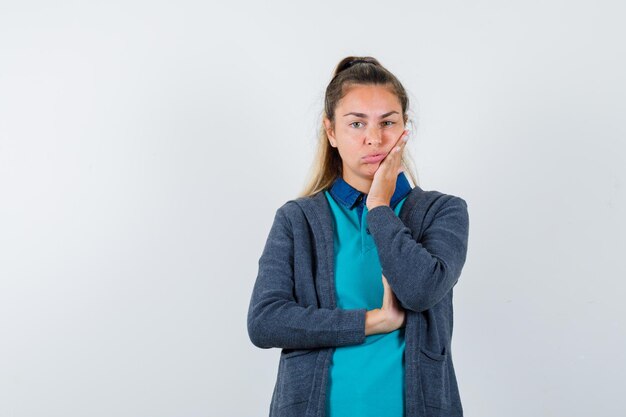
[247,56,470,417]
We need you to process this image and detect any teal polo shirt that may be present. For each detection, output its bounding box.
[324,172,412,417]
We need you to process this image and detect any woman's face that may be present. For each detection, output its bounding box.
[324,83,405,192]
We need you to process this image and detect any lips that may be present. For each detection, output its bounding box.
[362,153,385,164]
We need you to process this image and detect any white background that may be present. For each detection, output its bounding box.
[1,1,625,416]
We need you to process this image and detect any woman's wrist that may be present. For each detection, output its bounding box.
[367,204,388,211]
[366,200,389,211]
[365,308,387,336]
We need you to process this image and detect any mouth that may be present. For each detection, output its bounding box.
[362,153,386,164]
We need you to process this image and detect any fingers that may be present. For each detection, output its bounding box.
[400,129,410,143]
[395,129,409,153]
[389,130,409,159]
[392,129,409,148]
[382,275,392,295]
[378,130,409,167]
[382,130,409,169]
[382,275,390,295]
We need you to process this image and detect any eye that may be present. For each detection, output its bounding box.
[382,121,395,127]
[349,121,364,128]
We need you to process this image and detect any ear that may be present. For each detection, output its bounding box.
[323,117,337,147]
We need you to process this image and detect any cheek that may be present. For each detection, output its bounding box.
[337,143,360,161]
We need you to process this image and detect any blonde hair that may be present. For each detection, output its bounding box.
[298,56,420,198]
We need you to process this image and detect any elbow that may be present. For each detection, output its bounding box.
[407,293,446,313]
[398,292,431,313]
[247,324,266,349]
[399,289,449,313]
[247,314,260,347]
[247,319,272,350]
[247,307,272,349]
[397,264,460,313]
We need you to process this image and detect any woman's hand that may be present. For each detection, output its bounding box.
[365,274,406,336]
[380,274,406,330]
[366,129,410,210]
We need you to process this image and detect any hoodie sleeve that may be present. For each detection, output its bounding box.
[247,204,367,350]
[366,195,469,313]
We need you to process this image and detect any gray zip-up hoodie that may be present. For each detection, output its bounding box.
[247,185,470,417]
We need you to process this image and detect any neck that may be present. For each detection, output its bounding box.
[342,174,372,195]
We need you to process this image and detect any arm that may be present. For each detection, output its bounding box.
[366,195,470,313]
[247,205,367,350]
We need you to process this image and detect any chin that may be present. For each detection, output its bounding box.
[362,164,379,177]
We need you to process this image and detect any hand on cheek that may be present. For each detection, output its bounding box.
[366,130,409,210]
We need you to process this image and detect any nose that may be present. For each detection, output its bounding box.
[365,127,383,146]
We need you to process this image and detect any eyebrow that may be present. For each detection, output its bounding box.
[342,111,400,118]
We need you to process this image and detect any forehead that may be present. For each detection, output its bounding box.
[337,84,401,111]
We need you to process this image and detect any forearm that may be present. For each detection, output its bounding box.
[366,196,469,312]
[247,297,367,349]
[248,206,366,350]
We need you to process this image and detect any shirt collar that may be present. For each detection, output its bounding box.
[328,171,412,210]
